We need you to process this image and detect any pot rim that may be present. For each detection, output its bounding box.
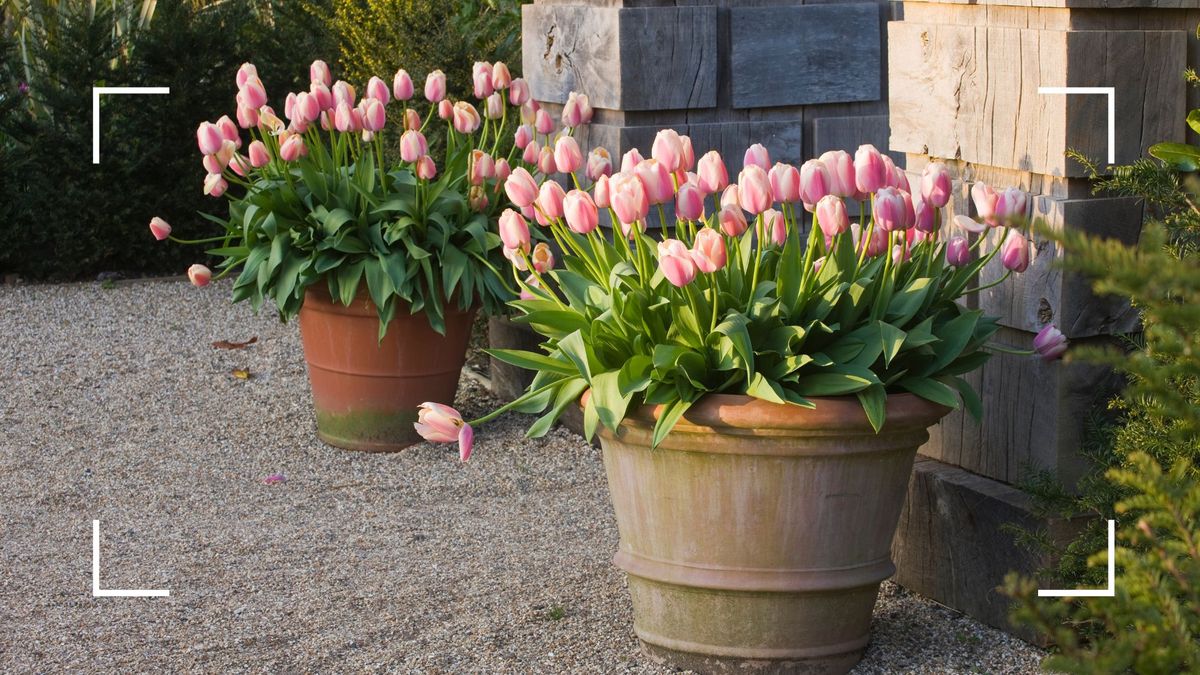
[583,390,951,434]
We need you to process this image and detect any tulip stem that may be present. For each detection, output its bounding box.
[168,235,228,245]
[745,213,763,313]
[961,270,1012,295]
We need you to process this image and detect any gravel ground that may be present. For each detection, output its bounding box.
[0,280,1046,673]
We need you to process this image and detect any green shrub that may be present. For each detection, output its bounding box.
[1003,120,1200,671]
[0,0,334,280]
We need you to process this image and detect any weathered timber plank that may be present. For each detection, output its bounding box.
[521,4,718,111]
[922,327,1123,486]
[812,114,896,158]
[730,5,881,109]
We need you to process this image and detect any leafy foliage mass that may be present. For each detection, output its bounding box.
[1004,113,1200,672]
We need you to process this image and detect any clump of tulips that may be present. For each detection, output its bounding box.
[418,125,1068,460]
[150,59,592,336]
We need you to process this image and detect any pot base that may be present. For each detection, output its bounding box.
[640,639,866,675]
[314,408,422,452]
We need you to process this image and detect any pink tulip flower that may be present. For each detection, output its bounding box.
[798,159,831,208]
[537,180,567,220]
[587,148,613,181]
[472,61,494,99]
[874,186,907,231]
[854,144,887,194]
[921,162,952,208]
[593,175,611,209]
[499,209,532,252]
[676,182,706,221]
[333,103,354,132]
[531,242,555,274]
[482,92,502,120]
[537,146,557,175]
[1033,324,1069,361]
[994,187,1029,224]
[768,163,802,204]
[332,80,355,108]
[690,228,727,273]
[971,182,999,225]
[508,78,531,106]
[652,129,685,172]
[236,104,259,129]
[494,158,511,183]
[413,402,474,462]
[561,92,591,128]
[453,102,481,134]
[240,78,268,109]
[817,150,855,198]
[1001,231,1031,272]
[309,81,333,111]
[437,99,453,120]
[522,140,540,166]
[504,168,540,208]
[470,150,495,185]
[202,154,223,175]
[400,130,428,163]
[247,140,269,168]
[816,195,850,238]
[203,173,227,197]
[945,236,970,266]
[554,135,584,174]
[635,159,674,205]
[392,69,414,101]
[718,203,749,237]
[188,264,212,287]
[679,135,696,171]
[309,60,331,87]
[294,92,320,124]
[149,217,171,241]
[913,194,937,232]
[535,108,554,135]
[425,70,446,102]
[763,208,787,246]
[196,122,224,156]
[610,171,650,225]
[697,151,729,195]
[236,62,258,88]
[491,61,512,90]
[416,155,437,180]
[658,239,697,287]
[564,189,600,234]
[519,273,541,300]
[743,143,770,170]
[521,100,538,125]
[278,134,305,162]
[738,164,772,215]
[365,76,389,104]
[721,184,741,211]
[514,125,534,150]
[361,98,386,132]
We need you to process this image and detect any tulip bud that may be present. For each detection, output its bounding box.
[309,60,331,87]
[721,184,741,211]
[798,160,831,208]
[563,189,599,234]
[296,92,320,124]
[676,182,705,221]
[743,143,770,170]
[203,173,227,197]
[521,101,538,125]
[470,150,495,185]
[610,171,650,225]
[620,148,644,173]
[945,236,970,267]
[658,239,697,287]
[874,186,907,231]
[531,242,554,273]
[400,108,418,132]
[994,187,1029,224]
[768,162,801,203]
[416,155,437,180]
[149,216,171,241]
[888,158,911,193]
[593,175,611,209]
[537,180,567,220]
[554,135,584,174]
[400,130,428,163]
[332,103,353,133]
[236,104,259,129]
[499,209,531,252]
[690,228,727,273]
[240,77,268,109]
[452,101,481,134]
[425,70,446,102]
[361,98,386,132]
[391,69,413,101]
[491,62,512,90]
[817,150,855,199]
[718,203,749,237]
[196,122,224,156]
[468,185,489,212]
[635,159,674,205]
[202,154,222,175]
[483,92,503,120]
[586,148,613,181]
[365,75,389,104]
[438,99,453,120]
[854,144,887,194]
[535,108,554,135]
[921,162,952,208]
[280,134,305,162]
[1001,231,1030,272]
[697,151,729,195]
[236,63,259,88]
[473,61,494,99]
[971,182,999,225]
[504,168,540,208]
[738,164,772,215]
[537,146,557,176]
[188,264,212,287]
[1033,324,1068,361]
[332,80,356,108]
[912,194,936,233]
[244,140,269,168]
[652,129,685,172]
[309,82,333,111]
[508,78,531,106]
[762,208,787,247]
[815,195,849,239]
[514,125,534,150]
[561,92,591,128]
[678,135,696,171]
[494,158,511,184]
[522,140,540,166]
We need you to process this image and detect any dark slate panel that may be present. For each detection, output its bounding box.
[730,4,881,109]
[618,7,718,111]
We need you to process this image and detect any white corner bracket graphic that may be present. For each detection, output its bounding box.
[1036,86,1116,165]
[92,86,171,164]
[1037,519,1116,598]
[92,520,170,598]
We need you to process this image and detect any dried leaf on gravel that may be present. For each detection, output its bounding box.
[212,336,258,350]
[231,368,251,380]
[262,472,286,485]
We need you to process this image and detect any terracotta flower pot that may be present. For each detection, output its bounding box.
[596,393,950,674]
[297,285,476,452]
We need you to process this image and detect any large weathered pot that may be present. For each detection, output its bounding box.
[297,285,476,452]
[597,393,950,674]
